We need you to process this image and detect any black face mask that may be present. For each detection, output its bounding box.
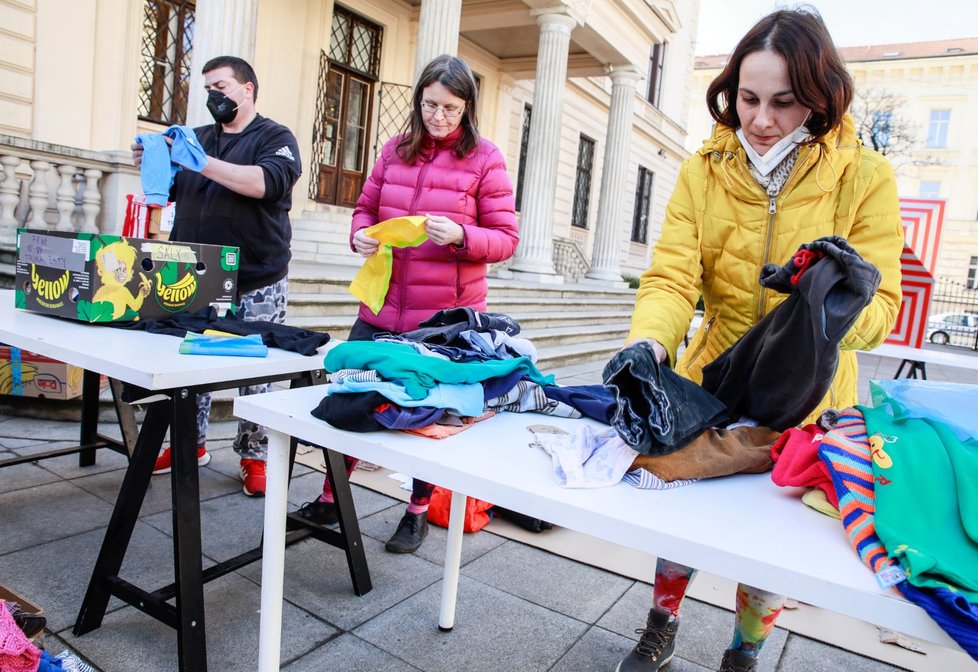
[206,88,240,124]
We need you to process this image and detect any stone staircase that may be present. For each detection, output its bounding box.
[284,267,636,375]
[1,261,637,422]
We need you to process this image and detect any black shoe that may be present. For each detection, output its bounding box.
[286,499,338,530]
[3,601,46,639]
[719,648,757,672]
[615,609,678,672]
[384,511,428,553]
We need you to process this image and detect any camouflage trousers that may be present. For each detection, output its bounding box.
[196,277,288,460]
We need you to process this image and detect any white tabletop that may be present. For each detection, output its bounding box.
[235,384,957,649]
[870,342,978,370]
[0,290,332,390]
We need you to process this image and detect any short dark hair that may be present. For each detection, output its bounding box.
[705,7,852,139]
[202,56,259,102]
[397,54,480,163]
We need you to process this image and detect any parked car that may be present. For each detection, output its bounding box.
[926,311,978,347]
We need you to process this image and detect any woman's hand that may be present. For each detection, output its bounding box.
[623,337,668,364]
[353,229,380,257]
[424,214,464,247]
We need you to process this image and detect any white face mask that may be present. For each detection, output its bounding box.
[736,124,811,176]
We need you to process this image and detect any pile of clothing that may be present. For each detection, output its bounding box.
[313,307,583,436]
[529,236,879,491]
[770,379,978,660]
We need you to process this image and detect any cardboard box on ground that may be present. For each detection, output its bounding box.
[0,345,107,399]
[13,229,239,323]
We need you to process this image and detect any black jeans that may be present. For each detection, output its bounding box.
[603,342,730,456]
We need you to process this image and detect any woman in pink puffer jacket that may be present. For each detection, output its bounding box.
[291,54,518,553]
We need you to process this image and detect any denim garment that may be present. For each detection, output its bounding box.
[603,342,731,456]
[543,384,616,424]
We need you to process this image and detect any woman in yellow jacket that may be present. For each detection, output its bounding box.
[617,9,904,672]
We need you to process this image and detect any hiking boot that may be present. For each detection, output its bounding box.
[240,459,266,496]
[615,609,678,672]
[152,445,210,475]
[719,648,757,672]
[384,511,428,553]
[286,499,338,530]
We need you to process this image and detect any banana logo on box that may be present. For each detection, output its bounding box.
[0,358,38,395]
[155,262,198,312]
[29,266,70,308]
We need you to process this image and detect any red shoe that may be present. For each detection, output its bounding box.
[240,459,266,497]
[152,445,210,475]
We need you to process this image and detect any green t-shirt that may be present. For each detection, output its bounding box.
[860,404,978,600]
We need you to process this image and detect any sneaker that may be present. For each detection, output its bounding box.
[384,511,428,553]
[615,609,678,672]
[152,445,210,475]
[719,648,757,672]
[286,499,338,530]
[240,459,266,497]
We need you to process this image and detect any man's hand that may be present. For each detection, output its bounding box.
[131,142,144,168]
[131,135,173,169]
[353,229,380,257]
[424,214,464,247]
[623,337,667,364]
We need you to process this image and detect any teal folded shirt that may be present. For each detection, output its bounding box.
[324,341,553,399]
[179,332,269,357]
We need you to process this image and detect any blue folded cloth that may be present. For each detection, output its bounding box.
[134,125,208,206]
[178,332,268,357]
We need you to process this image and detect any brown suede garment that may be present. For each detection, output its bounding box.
[630,425,780,482]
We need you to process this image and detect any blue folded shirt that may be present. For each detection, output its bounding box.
[178,332,268,357]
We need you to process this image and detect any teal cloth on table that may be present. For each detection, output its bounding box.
[324,340,554,400]
[861,403,978,601]
[178,332,269,357]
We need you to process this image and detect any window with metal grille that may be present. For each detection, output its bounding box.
[515,104,532,211]
[138,0,195,125]
[646,42,665,108]
[328,5,382,78]
[631,166,654,243]
[571,136,595,229]
[309,8,383,204]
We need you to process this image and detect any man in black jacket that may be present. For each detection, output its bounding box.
[132,55,302,496]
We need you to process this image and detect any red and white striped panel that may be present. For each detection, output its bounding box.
[898,198,946,277]
[885,246,934,348]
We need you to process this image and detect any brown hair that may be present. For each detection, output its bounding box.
[397,55,480,163]
[203,56,259,102]
[705,7,852,139]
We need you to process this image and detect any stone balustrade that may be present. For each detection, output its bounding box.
[0,134,140,249]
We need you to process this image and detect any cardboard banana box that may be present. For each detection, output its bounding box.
[0,345,105,399]
[13,229,239,323]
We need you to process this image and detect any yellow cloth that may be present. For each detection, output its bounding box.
[801,487,841,519]
[348,216,428,314]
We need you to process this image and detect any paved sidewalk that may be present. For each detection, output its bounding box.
[1,352,975,671]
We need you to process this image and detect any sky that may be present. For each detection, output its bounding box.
[695,0,978,56]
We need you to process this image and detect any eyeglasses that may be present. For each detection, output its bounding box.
[420,101,465,118]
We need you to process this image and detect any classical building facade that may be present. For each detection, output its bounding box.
[688,38,978,287]
[1,0,701,284]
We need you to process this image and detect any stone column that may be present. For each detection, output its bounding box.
[586,66,641,282]
[508,11,578,280]
[414,0,463,82]
[185,0,261,127]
